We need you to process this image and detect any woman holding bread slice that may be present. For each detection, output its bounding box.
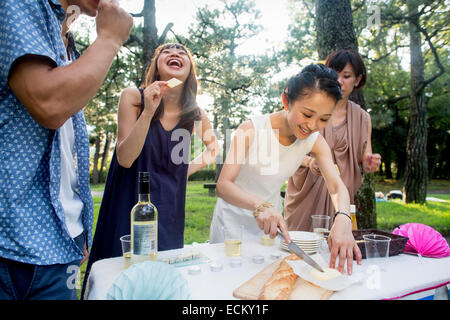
[82,43,218,297]
[209,64,362,275]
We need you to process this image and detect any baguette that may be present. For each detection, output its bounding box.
[259,254,300,300]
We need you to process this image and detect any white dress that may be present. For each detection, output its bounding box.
[209,114,319,243]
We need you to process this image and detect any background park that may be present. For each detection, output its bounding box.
[72,0,449,291]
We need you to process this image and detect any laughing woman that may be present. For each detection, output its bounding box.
[82,43,218,295]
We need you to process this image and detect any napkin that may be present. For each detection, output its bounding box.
[286,253,366,291]
[106,261,191,300]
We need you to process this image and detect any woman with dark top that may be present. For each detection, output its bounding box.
[82,43,218,297]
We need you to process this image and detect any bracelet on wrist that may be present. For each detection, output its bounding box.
[253,202,273,218]
[335,211,352,221]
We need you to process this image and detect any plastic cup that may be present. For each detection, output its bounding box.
[311,215,330,235]
[260,233,275,246]
[120,235,132,269]
[363,234,391,272]
[223,225,243,257]
[363,234,391,259]
[312,215,330,251]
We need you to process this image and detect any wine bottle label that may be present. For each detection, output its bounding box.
[133,223,157,255]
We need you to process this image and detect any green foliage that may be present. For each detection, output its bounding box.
[89,168,108,184]
[188,169,216,181]
[261,79,288,114]
[283,0,318,64]
[74,0,449,184]
[75,24,143,140]
[425,47,450,179]
[285,0,449,181]
[185,0,279,131]
[77,23,147,183]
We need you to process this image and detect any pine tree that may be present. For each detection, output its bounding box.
[316,0,376,228]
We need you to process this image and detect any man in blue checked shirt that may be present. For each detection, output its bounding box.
[0,0,132,299]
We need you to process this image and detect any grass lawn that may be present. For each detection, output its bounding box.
[376,195,450,235]
[184,182,218,244]
[89,179,450,243]
[373,179,450,236]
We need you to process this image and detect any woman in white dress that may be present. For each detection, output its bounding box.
[210,64,362,275]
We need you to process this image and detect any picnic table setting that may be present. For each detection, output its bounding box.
[84,222,450,301]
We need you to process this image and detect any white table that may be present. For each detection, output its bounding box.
[85,235,450,300]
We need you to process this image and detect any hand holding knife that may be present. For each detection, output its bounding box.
[277,228,325,273]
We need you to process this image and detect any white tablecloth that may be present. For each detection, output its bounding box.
[85,234,450,300]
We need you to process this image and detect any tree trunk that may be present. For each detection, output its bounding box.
[392,104,405,180]
[429,134,447,180]
[351,93,376,230]
[215,116,230,182]
[385,158,393,180]
[355,172,377,228]
[141,0,159,84]
[379,161,384,176]
[402,0,428,204]
[316,0,376,229]
[99,132,111,183]
[92,136,101,184]
[316,0,357,58]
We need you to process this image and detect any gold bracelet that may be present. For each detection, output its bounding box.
[253,202,273,218]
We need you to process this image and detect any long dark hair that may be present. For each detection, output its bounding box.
[143,43,201,131]
[325,49,367,90]
[283,64,342,104]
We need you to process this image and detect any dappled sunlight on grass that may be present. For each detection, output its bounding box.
[184,181,217,244]
[376,197,450,235]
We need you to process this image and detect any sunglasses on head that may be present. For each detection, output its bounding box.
[161,43,187,53]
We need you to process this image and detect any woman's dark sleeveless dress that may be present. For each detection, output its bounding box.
[81,89,191,298]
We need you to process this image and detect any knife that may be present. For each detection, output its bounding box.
[277,229,325,273]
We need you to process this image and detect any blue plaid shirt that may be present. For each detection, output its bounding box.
[0,0,93,265]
